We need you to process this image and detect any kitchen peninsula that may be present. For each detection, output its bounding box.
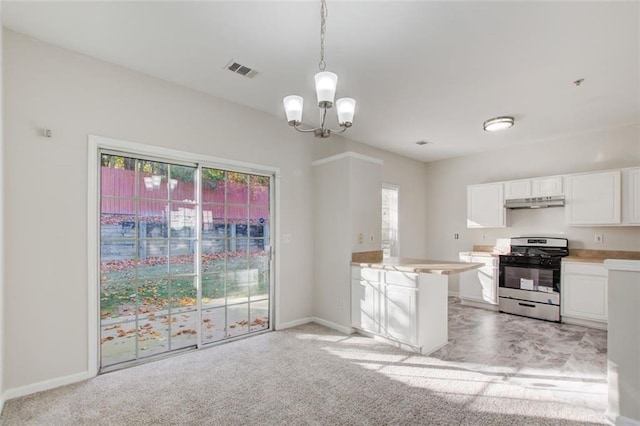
[351,254,482,355]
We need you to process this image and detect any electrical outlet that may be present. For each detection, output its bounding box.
[339,299,346,310]
[594,233,604,244]
[358,233,363,244]
[369,234,374,243]
[454,233,459,240]
[282,234,292,244]
[482,234,487,240]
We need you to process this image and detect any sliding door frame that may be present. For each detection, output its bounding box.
[88,135,280,376]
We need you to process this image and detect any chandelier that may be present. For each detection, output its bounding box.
[283,0,356,138]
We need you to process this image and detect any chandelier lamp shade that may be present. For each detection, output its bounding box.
[283,0,356,138]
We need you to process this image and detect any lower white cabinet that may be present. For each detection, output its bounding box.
[561,261,607,327]
[351,267,448,354]
[458,254,498,308]
[385,285,418,345]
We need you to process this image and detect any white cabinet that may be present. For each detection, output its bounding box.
[622,167,640,225]
[467,183,506,228]
[351,267,449,354]
[505,180,531,200]
[561,262,607,328]
[504,176,563,200]
[565,170,621,225]
[532,176,563,197]
[459,254,498,308]
[351,277,381,334]
[385,285,418,345]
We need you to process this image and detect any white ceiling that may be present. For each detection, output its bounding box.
[2,1,638,162]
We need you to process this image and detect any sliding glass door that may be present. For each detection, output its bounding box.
[99,153,272,369]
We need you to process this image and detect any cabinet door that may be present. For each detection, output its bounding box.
[384,285,418,345]
[532,177,563,197]
[565,171,621,225]
[459,257,497,305]
[467,183,506,228]
[351,279,380,333]
[505,180,531,200]
[623,168,640,224]
[561,263,607,322]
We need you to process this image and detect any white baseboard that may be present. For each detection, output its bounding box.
[276,317,313,330]
[1,392,5,416]
[461,299,499,311]
[3,371,94,402]
[311,317,354,335]
[562,315,607,330]
[448,291,459,298]
[606,411,640,426]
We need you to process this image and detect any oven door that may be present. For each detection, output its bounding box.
[499,263,560,294]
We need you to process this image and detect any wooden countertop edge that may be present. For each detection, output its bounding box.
[351,261,483,275]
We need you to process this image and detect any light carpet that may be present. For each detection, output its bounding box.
[1,318,608,425]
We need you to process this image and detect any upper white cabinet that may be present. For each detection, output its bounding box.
[565,170,621,225]
[504,176,563,200]
[622,167,640,225]
[467,183,506,228]
[504,180,532,200]
[532,176,563,197]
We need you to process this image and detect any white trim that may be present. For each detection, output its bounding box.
[460,299,499,311]
[311,317,354,335]
[604,259,640,273]
[561,315,607,330]
[88,135,280,372]
[606,411,640,426]
[3,371,93,402]
[276,317,314,330]
[87,139,99,377]
[312,151,384,167]
[90,135,279,175]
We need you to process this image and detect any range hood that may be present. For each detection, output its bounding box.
[504,195,565,209]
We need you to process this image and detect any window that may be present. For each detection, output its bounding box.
[382,184,399,258]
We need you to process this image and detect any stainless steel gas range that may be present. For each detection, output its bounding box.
[498,237,569,322]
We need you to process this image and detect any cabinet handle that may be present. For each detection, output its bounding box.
[518,302,536,308]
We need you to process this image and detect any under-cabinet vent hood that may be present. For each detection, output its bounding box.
[504,195,565,209]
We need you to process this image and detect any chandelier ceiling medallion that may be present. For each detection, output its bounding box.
[283,0,356,138]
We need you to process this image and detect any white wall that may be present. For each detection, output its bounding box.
[423,124,640,292]
[2,29,315,393]
[313,139,429,258]
[313,157,352,329]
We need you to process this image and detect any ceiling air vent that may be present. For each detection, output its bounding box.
[225,59,258,79]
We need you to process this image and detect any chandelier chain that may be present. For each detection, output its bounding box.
[319,0,327,71]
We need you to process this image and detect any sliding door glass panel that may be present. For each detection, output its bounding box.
[100,154,197,368]
[201,168,270,344]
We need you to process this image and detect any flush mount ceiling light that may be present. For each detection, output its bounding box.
[283,0,356,138]
[483,116,515,132]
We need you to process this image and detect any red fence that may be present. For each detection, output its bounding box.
[101,167,269,222]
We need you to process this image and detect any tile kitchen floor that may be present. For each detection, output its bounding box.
[428,297,608,413]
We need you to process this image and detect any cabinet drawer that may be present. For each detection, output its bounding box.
[353,267,380,282]
[384,271,418,287]
[563,262,606,276]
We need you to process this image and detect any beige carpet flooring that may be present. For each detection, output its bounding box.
[1,300,609,425]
